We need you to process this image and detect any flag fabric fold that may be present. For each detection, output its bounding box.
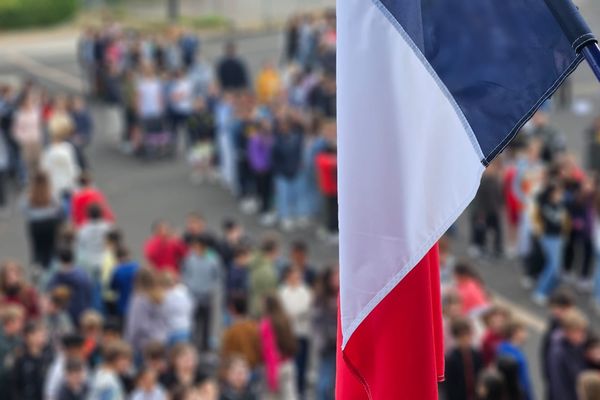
[336,0,581,398]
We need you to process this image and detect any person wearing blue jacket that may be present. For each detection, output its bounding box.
[47,247,94,326]
[272,116,303,232]
[497,320,534,400]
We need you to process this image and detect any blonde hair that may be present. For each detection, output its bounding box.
[48,114,74,142]
[578,371,600,400]
[1,304,24,324]
[80,310,104,331]
[561,309,589,332]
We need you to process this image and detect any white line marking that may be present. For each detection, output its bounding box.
[493,293,546,332]
[6,52,83,92]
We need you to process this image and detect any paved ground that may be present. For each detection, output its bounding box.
[86,0,335,26]
[1,3,600,397]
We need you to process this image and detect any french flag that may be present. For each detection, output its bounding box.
[336,0,587,398]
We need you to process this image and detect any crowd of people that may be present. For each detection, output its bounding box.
[437,101,600,399]
[0,10,342,400]
[75,10,338,239]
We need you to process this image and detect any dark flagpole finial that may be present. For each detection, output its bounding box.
[544,0,600,82]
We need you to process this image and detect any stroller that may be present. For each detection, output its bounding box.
[139,116,176,160]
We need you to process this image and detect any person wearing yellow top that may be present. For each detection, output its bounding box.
[255,62,281,104]
[100,229,122,314]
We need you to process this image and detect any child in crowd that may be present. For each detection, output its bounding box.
[227,245,252,301]
[443,318,483,400]
[249,235,279,317]
[182,235,222,351]
[80,310,103,369]
[44,286,75,349]
[159,271,194,345]
[70,95,94,148]
[221,296,261,372]
[11,321,54,400]
[497,320,534,400]
[220,357,257,400]
[47,248,94,325]
[0,306,25,398]
[101,228,123,315]
[76,203,113,280]
[453,263,490,318]
[547,309,589,400]
[187,97,216,184]
[57,358,89,400]
[131,367,167,400]
[45,334,87,400]
[88,340,132,400]
[110,246,140,319]
[481,306,510,366]
[278,267,312,397]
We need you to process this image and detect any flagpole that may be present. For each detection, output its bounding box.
[580,43,600,82]
[543,0,600,82]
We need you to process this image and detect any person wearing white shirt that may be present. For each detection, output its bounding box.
[278,267,313,397]
[41,115,80,203]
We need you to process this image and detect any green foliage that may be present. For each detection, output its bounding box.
[183,15,231,30]
[0,0,77,29]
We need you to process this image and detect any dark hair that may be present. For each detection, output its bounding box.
[502,320,525,341]
[61,333,84,349]
[78,172,92,187]
[65,358,85,373]
[103,320,121,337]
[450,318,472,339]
[115,246,130,260]
[23,320,44,336]
[454,262,484,286]
[188,234,209,247]
[497,356,524,400]
[233,244,251,259]
[481,306,509,327]
[260,234,279,254]
[548,289,575,308]
[105,229,122,246]
[87,203,103,220]
[317,265,339,299]
[143,341,167,362]
[477,369,507,400]
[228,294,248,316]
[57,247,74,265]
[291,240,307,253]
[222,218,238,232]
[585,336,600,353]
[29,171,52,208]
[264,294,297,358]
[103,340,132,364]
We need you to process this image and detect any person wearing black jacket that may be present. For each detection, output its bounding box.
[217,42,249,91]
[11,321,54,400]
[532,182,567,304]
[547,309,589,400]
[272,117,304,232]
[540,290,575,400]
[444,318,483,400]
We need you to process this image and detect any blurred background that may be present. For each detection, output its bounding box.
[0,1,598,400]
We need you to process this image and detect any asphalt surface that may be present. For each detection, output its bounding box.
[1,3,600,397]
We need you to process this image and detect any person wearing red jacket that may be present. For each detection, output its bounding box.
[71,172,114,228]
[316,145,338,238]
[144,220,186,274]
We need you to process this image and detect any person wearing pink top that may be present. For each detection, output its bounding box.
[259,295,298,400]
[13,92,42,178]
[453,263,490,317]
